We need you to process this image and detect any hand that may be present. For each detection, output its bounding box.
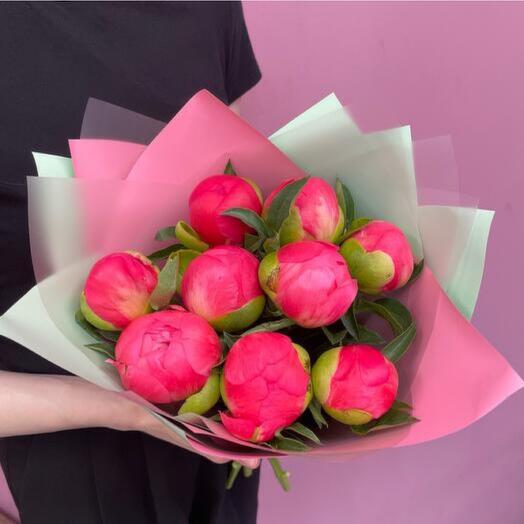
[128,402,260,469]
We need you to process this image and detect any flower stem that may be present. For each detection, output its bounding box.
[269,458,291,492]
[242,466,254,478]
[225,461,242,490]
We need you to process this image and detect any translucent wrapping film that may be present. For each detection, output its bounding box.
[1,90,519,462]
[81,97,164,143]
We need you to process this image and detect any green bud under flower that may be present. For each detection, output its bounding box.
[175,221,209,252]
[178,369,221,415]
[340,220,414,294]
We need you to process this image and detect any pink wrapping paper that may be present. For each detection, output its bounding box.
[69,139,146,180]
[127,90,305,193]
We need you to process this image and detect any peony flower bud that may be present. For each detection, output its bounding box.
[259,240,358,328]
[220,332,312,442]
[262,177,344,244]
[111,307,222,408]
[81,251,158,331]
[181,245,265,332]
[312,344,398,425]
[340,220,414,295]
[189,174,263,245]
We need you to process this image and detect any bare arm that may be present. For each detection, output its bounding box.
[0,371,145,437]
[0,371,259,468]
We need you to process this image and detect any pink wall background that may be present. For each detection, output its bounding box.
[2,2,524,522]
[240,2,524,523]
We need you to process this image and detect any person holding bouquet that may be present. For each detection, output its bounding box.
[0,3,261,523]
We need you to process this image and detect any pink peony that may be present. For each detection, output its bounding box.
[259,240,358,328]
[181,246,265,332]
[312,344,398,425]
[189,174,263,245]
[111,307,222,405]
[81,251,158,331]
[220,332,312,442]
[262,177,344,244]
[340,220,414,294]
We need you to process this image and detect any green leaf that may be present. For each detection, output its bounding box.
[284,422,321,445]
[271,435,310,452]
[335,178,355,229]
[224,159,237,175]
[176,249,200,287]
[350,217,373,231]
[356,325,386,346]
[221,207,272,237]
[266,177,309,232]
[244,233,264,253]
[341,305,360,340]
[350,407,418,435]
[154,226,177,242]
[382,322,416,362]
[241,318,295,336]
[357,297,413,335]
[75,308,98,336]
[150,253,180,310]
[262,235,281,254]
[85,342,115,359]
[148,243,183,262]
[408,258,425,285]
[308,398,329,429]
[221,332,239,350]
[268,458,291,492]
[392,400,412,411]
[264,301,284,318]
[97,330,120,343]
[342,217,373,240]
[321,326,347,345]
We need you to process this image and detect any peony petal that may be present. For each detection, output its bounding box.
[220,412,258,441]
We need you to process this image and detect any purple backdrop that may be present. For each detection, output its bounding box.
[1,2,524,522]
[239,2,524,523]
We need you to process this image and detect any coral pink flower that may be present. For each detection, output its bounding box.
[259,240,357,328]
[111,307,222,405]
[220,332,312,442]
[340,220,414,294]
[312,344,398,425]
[189,174,262,245]
[262,177,343,244]
[81,251,158,331]
[181,246,265,332]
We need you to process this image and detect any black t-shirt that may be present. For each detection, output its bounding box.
[0,3,261,523]
[0,1,261,372]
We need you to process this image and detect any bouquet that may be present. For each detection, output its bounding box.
[1,91,521,490]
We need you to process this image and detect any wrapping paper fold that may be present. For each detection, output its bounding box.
[0,90,520,461]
